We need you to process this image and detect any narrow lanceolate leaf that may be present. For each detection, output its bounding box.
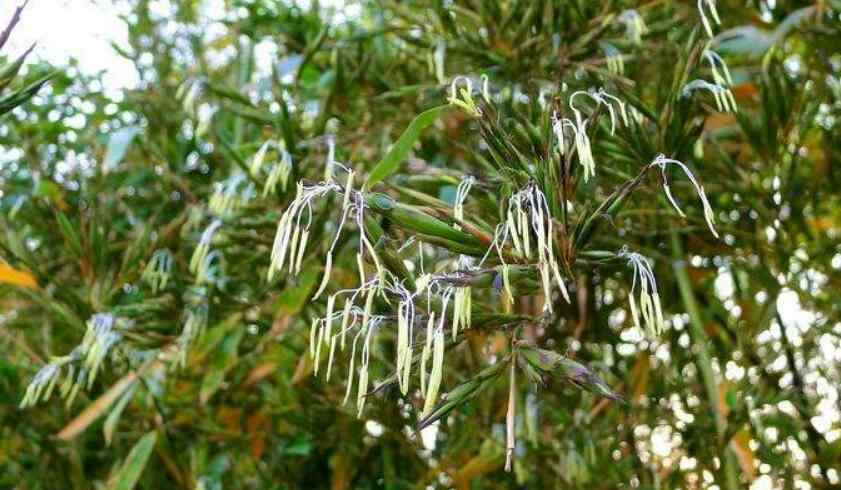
[199,328,245,404]
[56,371,140,441]
[104,384,138,446]
[418,361,506,430]
[0,72,53,116]
[365,193,484,250]
[56,211,83,257]
[365,105,449,189]
[108,431,158,490]
[0,42,35,93]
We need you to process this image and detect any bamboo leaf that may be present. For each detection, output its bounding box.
[56,371,140,441]
[0,261,37,288]
[365,105,449,189]
[108,431,158,490]
[0,72,53,116]
[418,362,505,429]
[104,384,138,446]
[275,260,321,315]
[199,329,245,404]
[0,42,35,93]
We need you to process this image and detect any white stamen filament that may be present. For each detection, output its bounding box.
[649,154,719,238]
[621,249,666,337]
[698,0,722,38]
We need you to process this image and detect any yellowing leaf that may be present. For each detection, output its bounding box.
[729,428,756,481]
[629,354,650,404]
[0,262,37,289]
[56,371,139,441]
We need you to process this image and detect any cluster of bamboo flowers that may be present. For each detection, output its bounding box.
[20,314,129,408]
[258,69,726,433]
[619,248,666,338]
[490,182,570,311]
[552,88,628,182]
[266,157,480,416]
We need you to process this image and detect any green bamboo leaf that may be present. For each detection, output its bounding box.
[275,259,321,315]
[418,362,506,429]
[103,384,138,446]
[0,72,53,116]
[55,212,82,257]
[0,42,35,93]
[108,431,157,490]
[365,193,484,249]
[199,328,245,404]
[365,105,449,189]
[205,81,254,106]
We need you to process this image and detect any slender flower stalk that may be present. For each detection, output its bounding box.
[259,140,292,196]
[175,286,210,367]
[452,176,475,231]
[19,356,74,408]
[480,74,491,104]
[268,169,363,283]
[249,140,271,177]
[433,41,446,84]
[564,89,629,180]
[208,173,253,217]
[682,79,735,113]
[421,306,447,418]
[551,111,579,158]
[20,313,129,408]
[451,177,476,340]
[505,355,517,472]
[600,41,625,76]
[195,250,222,285]
[572,111,595,181]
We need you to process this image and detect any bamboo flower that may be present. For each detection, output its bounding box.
[447,76,481,117]
[618,9,647,44]
[698,0,722,38]
[649,154,719,238]
[619,248,665,338]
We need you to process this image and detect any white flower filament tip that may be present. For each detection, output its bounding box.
[650,154,719,239]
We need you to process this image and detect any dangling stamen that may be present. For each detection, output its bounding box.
[697,0,722,38]
[453,175,475,231]
[617,9,648,44]
[704,50,738,113]
[620,248,666,338]
[420,311,435,394]
[422,325,445,418]
[447,76,481,117]
[649,154,719,238]
[190,219,222,276]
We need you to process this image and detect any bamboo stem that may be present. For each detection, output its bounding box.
[670,231,740,490]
